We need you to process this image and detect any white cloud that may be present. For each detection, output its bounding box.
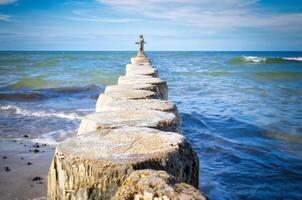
[0,13,11,21]
[65,16,139,23]
[0,0,17,5]
[96,0,302,30]
[63,9,140,23]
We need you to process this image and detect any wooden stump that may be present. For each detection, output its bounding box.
[47,127,199,200]
[96,90,158,109]
[77,109,180,135]
[131,57,151,65]
[126,64,158,77]
[118,75,168,100]
[115,169,206,200]
[127,63,153,68]
[126,63,154,68]
[104,84,157,94]
[95,99,180,121]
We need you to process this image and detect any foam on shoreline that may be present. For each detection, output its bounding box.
[0,105,82,120]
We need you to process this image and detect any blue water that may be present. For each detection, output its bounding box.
[1,51,302,199]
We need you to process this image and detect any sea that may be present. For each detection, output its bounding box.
[0,51,302,200]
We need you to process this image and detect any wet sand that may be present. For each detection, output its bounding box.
[0,140,54,200]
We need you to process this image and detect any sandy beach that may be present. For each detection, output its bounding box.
[0,140,54,200]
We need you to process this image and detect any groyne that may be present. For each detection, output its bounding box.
[47,44,206,199]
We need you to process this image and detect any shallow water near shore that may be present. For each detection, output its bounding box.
[1,51,302,199]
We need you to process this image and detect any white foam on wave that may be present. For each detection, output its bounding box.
[242,56,266,63]
[31,137,59,146]
[283,57,302,62]
[77,108,95,112]
[0,129,75,146]
[0,105,82,120]
[32,129,75,146]
[242,56,302,63]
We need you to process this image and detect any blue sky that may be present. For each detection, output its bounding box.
[0,0,302,50]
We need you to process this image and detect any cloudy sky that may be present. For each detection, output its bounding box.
[0,0,301,50]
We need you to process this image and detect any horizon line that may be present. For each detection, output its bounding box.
[1,50,302,52]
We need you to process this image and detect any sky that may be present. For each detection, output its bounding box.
[0,0,302,51]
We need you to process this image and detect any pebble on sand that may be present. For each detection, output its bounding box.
[33,149,39,153]
[32,177,43,181]
[4,167,10,172]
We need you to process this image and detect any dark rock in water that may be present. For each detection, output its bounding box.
[13,140,17,142]
[38,181,43,184]
[24,144,27,147]
[27,162,32,165]
[2,156,7,159]
[20,157,24,160]
[29,149,32,152]
[42,144,47,146]
[33,143,40,148]
[23,134,29,138]
[33,149,39,153]
[4,167,10,172]
[32,177,43,181]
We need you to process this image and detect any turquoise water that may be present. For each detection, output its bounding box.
[0,51,302,199]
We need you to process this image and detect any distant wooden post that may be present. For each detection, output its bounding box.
[135,34,146,57]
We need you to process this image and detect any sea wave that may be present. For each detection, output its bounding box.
[283,57,302,62]
[7,77,64,90]
[207,71,233,76]
[0,85,101,101]
[254,71,302,80]
[0,91,48,101]
[0,57,30,65]
[229,56,302,64]
[0,105,82,120]
[32,129,75,145]
[32,60,59,68]
[51,54,79,60]
[44,85,99,94]
[5,76,109,90]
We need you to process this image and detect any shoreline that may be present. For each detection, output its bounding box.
[0,139,54,200]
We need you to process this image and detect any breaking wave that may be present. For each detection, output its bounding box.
[32,129,76,145]
[229,56,302,64]
[283,57,302,62]
[254,71,302,80]
[0,91,48,101]
[7,77,64,90]
[42,85,100,94]
[5,76,109,90]
[0,105,82,120]
[0,85,100,101]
